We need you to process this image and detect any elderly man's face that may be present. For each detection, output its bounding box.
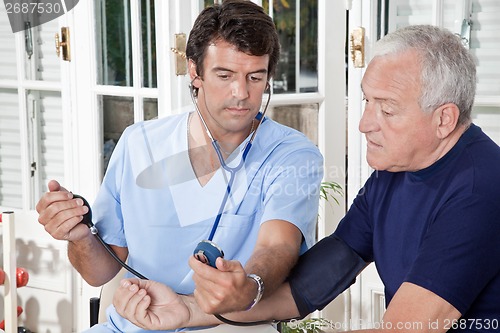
[359,50,441,172]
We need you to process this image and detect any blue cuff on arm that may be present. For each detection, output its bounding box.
[288,235,366,318]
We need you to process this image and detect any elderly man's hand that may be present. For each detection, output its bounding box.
[113,278,191,330]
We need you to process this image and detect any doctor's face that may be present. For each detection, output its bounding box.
[190,40,269,138]
[359,50,440,172]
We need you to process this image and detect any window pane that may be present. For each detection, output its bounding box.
[263,0,318,94]
[34,18,61,82]
[96,0,133,86]
[103,96,134,142]
[270,0,296,93]
[142,0,157,88]
[37,91,64,198]
[268,103,319,144]
[299,0,318,92]
[0,89,22,208]
[144,98,158,120]
[0,7,17,81]
[102,95,133,173]
[101,97,157,174]
[469,0,500,99]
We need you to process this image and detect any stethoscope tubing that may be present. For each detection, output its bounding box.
[207,141,251,241]
[189,77,271,241]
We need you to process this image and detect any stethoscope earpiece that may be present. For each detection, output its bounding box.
[188,76,271,241]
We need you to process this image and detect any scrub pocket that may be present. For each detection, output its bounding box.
[211,211,257,259]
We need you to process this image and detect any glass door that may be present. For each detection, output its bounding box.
[72,1,202,329]
[94,0,159,175]
[72,0,348,329]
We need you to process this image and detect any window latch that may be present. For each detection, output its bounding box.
[458,19,472,49]
[31,162,36,177]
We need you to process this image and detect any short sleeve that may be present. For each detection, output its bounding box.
[91,126,132,247]
[260,145,323,250]
[334,176,376,262]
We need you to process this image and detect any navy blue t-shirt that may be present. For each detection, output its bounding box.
[334,124,500,332]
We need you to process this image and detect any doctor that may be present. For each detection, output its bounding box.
[35,0,323,332]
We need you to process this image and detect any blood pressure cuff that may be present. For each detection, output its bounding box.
[288,235,367,318]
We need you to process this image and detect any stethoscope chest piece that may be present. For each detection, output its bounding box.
[193,240,224,268]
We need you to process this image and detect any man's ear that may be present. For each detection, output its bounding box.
[434,103,460,139]
[188,60,201,88]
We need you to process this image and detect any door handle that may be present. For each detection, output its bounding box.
[55,27,71,61]
[171,33,187,75]
[350,27,365,68]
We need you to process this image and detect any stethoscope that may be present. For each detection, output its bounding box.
[189,76,275,326]
[78,77,275,326]
[188,76,271,242]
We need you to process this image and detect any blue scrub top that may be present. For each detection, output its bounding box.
[88,111,324,333]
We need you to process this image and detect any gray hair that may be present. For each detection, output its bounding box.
[372,25,476,125]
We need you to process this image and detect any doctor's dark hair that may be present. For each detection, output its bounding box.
[372,25,476,126]
[186,0,280,80]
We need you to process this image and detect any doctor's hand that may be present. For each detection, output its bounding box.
[113,278,193,330]
[36,180,90,242]
[189,255,257,314]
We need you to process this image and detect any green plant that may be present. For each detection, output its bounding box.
[320,180,343,208]
[279,317,331,333]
